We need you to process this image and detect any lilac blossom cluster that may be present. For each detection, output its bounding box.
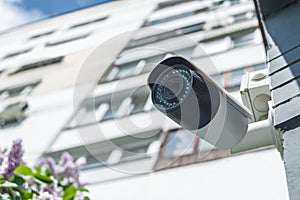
[0,140,89,200]
[37,152,83,188]
[34,152,87,200]
[0,139,24,180]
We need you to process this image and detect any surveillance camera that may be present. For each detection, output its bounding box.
[148,56,252,149]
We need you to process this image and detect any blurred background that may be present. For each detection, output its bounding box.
[0,0,289,199]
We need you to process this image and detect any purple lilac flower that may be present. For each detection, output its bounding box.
[40,179,63,197]
[0,140,89,199]
[57,152,81,186]
[1,139,24,180]
[33,190,62,200]
[38,152,84,187]
[37,156,57,175]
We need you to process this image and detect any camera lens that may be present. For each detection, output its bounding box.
[148,56,220,130]
[153,65,192,111]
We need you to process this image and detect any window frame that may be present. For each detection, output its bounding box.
[2,48,32,60]
[0,79,41,101]
[45,33,90,47]
[64,86,152,130]
[9,56,64,76]
[0,101,28,129]
[154,129,230,171]
[69,15,109,30]
[28,30,56,40]
[47,130,161,171]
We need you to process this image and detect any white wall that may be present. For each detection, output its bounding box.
[88,149,289,200]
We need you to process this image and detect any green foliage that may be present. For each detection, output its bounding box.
[62,185,77,200]
[0,140,89,199]
[14,165,33,176]
[0,161,90,200]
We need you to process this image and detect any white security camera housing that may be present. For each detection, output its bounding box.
[148,56,252,149]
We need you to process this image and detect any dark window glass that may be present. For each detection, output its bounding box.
[101,55,165,83]
[0,102,28,129]
[49,131,160,171]
[154,129,230,171]
[10,56,64,75]
[232,30,257,47]
[163,129,196,158]
[128,23,204,49]
[45,34,90,47]
[69,16,108,29]
[146,8,207,27]
[157,0,191,10]
[29,30,55,40]
[2,49,31,60]
[130,88,150,115]
[0,80,40,101]
[100,105,113,122]
[66,86,150,129]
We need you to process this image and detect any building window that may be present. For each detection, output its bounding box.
[105,60,146,82]
[154,129,230,171]
[223,68,245,90]
[0,101,28,129]
[84,131,159,170]
[232,11,255,23]
[9,56,64,75]
[209,63,266,91]
[29,30,55,40]
[211,74,224,87]
[128,22,204,49]
[100,54,165,83]
[69,15,108,29]
[193,28,261,58]
[65,96,116,129]
[45,33,90,47]
[2,48,32,60]
[157,0,195,10]
[145,7,208,27]
[232,29,261,47]
[0,79,41,101]
[223,63,265,90]
[212,0,241,9]
[101,45,197,84]
[101,86,151,119]
[65,86,152,129]
[163,129,196,158]
[47,130,160,171]
[194,36,232,57]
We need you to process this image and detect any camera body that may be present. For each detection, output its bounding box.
[148,56,252,149]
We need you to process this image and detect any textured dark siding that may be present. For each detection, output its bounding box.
[256,0,300,199]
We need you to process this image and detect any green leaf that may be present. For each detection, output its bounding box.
[31,189,40,196]
[0,181,18,188]
[84,196,90,200]
[14,164,34,176]
[11,176,25,186]
[35,166,52,176]
[31,176,47,186]
[62,185,77,200]
[45,168,52,176]
[22,190,33,199]
[33,173,53,184]
[79,188,89,193]
[0,175,3,180]
[34,166,41,173]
